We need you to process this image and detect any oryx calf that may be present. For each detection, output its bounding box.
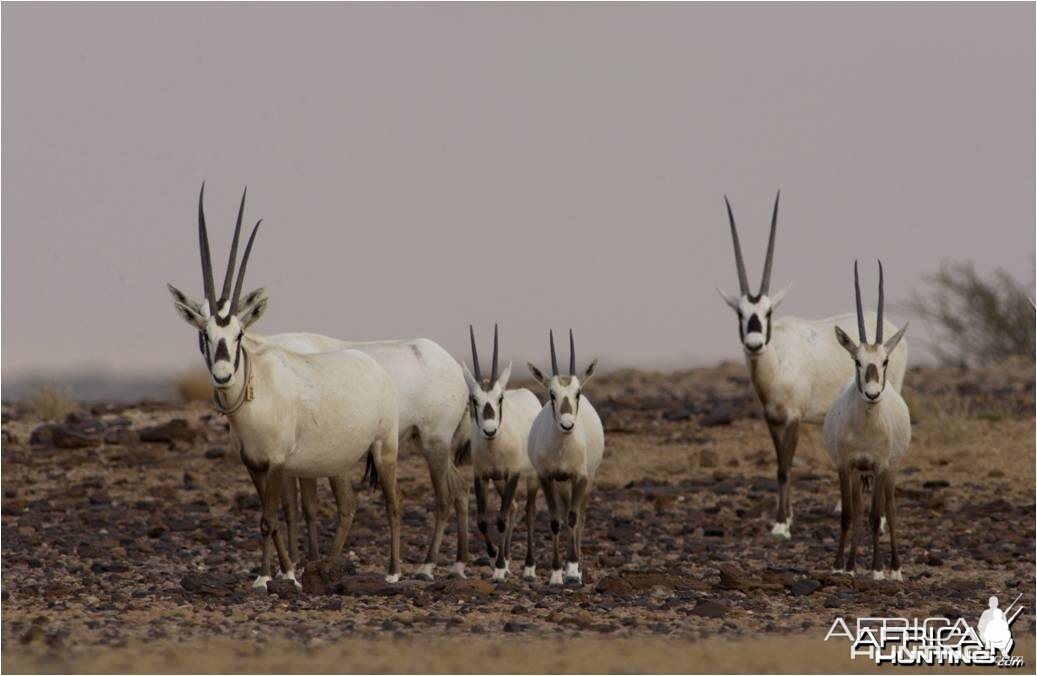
[716,193,908,538]
[824,261,910,580]
[527,331,604,586]
[167,185,402,589]
[462,325,542,582]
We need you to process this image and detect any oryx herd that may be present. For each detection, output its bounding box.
[167,185,911,590]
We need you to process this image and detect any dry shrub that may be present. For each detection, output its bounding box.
[173,369,213,402]
[906,260,1035,367]
[23,384,77,421]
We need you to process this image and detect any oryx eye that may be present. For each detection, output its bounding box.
[198,332,206,354]
[498,396,503,408]
[854,359,861,368]
[883,359,889,367]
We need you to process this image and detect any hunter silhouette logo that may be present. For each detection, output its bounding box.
[825,592,1026,667]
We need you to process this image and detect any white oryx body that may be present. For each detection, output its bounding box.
[824,261,910,581]
[717,193,907,538]
[267,331,472,580]
[167,185,402,591]
[463,325,542,582]
[527,331,604,586]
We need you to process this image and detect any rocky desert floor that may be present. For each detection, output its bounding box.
[2,360,1035,673]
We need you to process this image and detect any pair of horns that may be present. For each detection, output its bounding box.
[853,260,885,344]
[549,329,577,376]
[725,191,780,297]
[198,182,262,316]
[469,324,500,382]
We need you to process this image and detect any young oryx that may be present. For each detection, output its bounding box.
[717,193,908,539]
[167,185,402,590]
[265,333,471,581]
[527,331,604,586]
[824,261,910,580]
[462,325,542,582]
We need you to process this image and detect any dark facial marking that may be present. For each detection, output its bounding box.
[214,338,230,362]
[559,397,573,415]
[865,363,879,384]
[746,313,763,334]
[482,401,495,421]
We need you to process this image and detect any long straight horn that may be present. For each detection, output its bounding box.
[724,196,750,295]
[854,260,867,343]
[469,325,482,381]
[568,329,576,375]
[220,187,247,306]
[875,260,884,344]
[759,190,780,295]
[491,323,499,381]
[198,182,217,309]
[549,330,559,376]
[230,221,261,314]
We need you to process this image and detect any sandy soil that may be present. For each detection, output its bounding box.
[2,360,1034,673]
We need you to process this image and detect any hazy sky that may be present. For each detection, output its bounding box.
[2,3,1034,379]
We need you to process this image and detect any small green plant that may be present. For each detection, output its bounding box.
[172,369,213,402]
[23,384,77,421]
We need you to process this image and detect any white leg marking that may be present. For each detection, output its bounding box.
[770,521,791,539]
[384,573,401,584]
[832,500,842,515]
[522,565,536,581]
[880,516,887,534]
[872,570,885,581]
[564,561,582,584]
[448,561,467,579]
[549,569,564,586]
[889,569,903,582]
[277,569,301,589]
[415,563,435,581]
[491,567,508,582]
[252,575,272,591]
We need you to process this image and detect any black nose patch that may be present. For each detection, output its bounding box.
[214,338,230,362]
[482,401,495,421]
[865,363,879,384]
[746,314,763,334]
[559,397,573,415]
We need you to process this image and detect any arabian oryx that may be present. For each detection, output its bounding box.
[265,333,470,581]
[167,185,402,590]
[527,331,604,586]
[462,325,542,582]
[824,261,910,580]
[717,193,908,538]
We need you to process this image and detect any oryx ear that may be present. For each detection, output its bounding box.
[527,362,549,388]
[173,301,207,329]
[770,283,791,309]
[497,361,513,391]
[716,286,740,311]
[167,283,201,314]
[238,287,267,314]
[238,296,268,329]
[461,362,478,391]
[883,322,908,354]
[581,358,598,386]
[834,326,857,356]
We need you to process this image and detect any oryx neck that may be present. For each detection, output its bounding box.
[213,346,254,416]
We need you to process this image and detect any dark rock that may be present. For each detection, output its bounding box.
[789,578,821,597]
[334,574,404,597]
[302,559,353,595]
[267,578,300,598]
[139,419,196,444]
[427,578,494,600]
[180,572,238,597]
[923,479,950,490]
[29,423,99,449]
[689,599,728,618]
[204,447,226,459]
[596,571,709,595]
[103,427,138,445]
[699,448,718,468]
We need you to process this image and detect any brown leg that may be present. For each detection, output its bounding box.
[768,419,800,537]
[328,474,357,561]
[299,478,320,561]
[846,470,863,573]
[449,462,470,572]
[495,474,521,573]
[372,440,402,581]
[474,475,497,559]
[523,477,539,578]
[567,478,591,583]
[883,471,901,579]
[282,478,300,565]
[834,468,852,571]
[540,477,563,585]
[417,440,453,580]
[870,472,884,576]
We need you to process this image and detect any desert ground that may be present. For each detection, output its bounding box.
[2,360,1034,673]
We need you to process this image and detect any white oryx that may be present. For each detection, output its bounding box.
[265,332,471,581]
[527,331,604,586]
[717,193,908,538]
[824,261,910,580]
[462,325,542,582]
[167,185,402,590]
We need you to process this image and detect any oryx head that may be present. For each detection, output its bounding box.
[834,261,908,404]
[527,330,597,434]
[716,192,790,356]
[167,183,268,389]
[461,324,513,440]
